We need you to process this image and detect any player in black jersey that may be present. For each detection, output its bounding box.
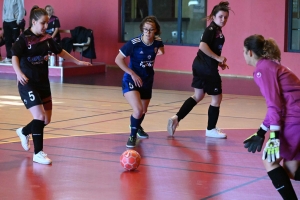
[12,6,91,165]
[115,16,164,148]
[167,1,232,139]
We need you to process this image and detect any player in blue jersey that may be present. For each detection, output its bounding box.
[167,1,231,139]
[115,16,164,148]
[12,6,91,165]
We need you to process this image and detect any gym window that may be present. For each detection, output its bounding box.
[287,0,300,52]
[120,0,207,46]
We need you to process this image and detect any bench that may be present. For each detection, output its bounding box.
[59,29,92,62]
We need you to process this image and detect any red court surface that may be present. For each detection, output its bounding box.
[1,129,299,200]
[0,68,299,199]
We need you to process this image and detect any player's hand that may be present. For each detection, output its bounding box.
[262,131,280,162]
[77,61,92,66]
[244,133,265,153]
[130,73,142,87]
[16,73,28,85]
[243,127,266,153]
[219,63,229,70]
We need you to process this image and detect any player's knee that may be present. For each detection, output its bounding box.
[191,95,202,103]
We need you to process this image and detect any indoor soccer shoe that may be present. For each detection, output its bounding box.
[33,151,52,165]
[126,136,137,148]
[16,127,30,151]
[167,116,179,136]
[129,125,149,138]
[206,128,227,139]
[137,128,149,138]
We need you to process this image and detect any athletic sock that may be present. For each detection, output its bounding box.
[176,97,197,122]
[295,166,300,181]
[22,120,34,136]
[130,115,139,137]
[31,119,45,154]
[267,166,298,200]
[207,105,220,130]
[139,114,145,129]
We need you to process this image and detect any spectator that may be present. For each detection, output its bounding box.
[1,0,25,63]
[45,5,61,43]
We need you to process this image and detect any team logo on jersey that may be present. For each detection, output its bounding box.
[147,55,151,59]
[140,61,154,68]
[209,27,213,30]
[140,51,144,54]
[256,72,262,78]
[129,82,134,89]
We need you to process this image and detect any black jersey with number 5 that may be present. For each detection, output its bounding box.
[11,29,63,81]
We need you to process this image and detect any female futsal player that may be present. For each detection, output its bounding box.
[243,34,299,200]
[115,16,164,148]
[167,1,231,138]
[13,6,91,164]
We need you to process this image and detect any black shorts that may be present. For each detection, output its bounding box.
[18,80,51,109]
[122,79,152,99]
[191,74,222,95]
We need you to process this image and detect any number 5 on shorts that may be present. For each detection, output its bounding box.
[28,91,35,101]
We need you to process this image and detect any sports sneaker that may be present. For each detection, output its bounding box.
[206,128,227,139]
[167,115,179,136]
[137,127,149,138]
[126,136,137,148]
[0,57,12,63]
[33,151,52,165]
[16,127,30,151]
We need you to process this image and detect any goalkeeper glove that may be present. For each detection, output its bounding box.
[262,131,280,162]
[243,127,266,153]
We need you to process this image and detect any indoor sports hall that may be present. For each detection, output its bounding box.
[0,0,300,199]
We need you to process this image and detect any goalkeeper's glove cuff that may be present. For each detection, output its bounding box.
[270,131,280,139]
[257,127,267,137]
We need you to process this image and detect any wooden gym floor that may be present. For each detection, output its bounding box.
[0,68,299,200]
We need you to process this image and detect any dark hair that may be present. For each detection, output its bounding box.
[207,1,232,21]
[29,6,48,27]
[139,16,161,35]
[244,34,281,62]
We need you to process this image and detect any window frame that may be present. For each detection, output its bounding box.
[287,0,300,52]
[120,0,206,47]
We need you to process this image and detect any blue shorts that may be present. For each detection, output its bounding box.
[18,80,51,109]
[122,79,152,99]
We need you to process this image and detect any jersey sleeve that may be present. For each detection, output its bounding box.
[254,66,282,130]
[48,38,63,54]
[11,36,27,59]
[155,36,164,47]
[201,26,215,45]
[119,40,134,57]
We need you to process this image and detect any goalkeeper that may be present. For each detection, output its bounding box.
[242,34,300,200]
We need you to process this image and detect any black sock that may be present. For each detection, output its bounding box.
[267,166,298,200]
[130,115,140,137]
[139,114,145,129]
[176,97,197,122]
[207,105,220,130]
[295,166,300,181]
[31,119,45,154]
[22,120,34,136]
